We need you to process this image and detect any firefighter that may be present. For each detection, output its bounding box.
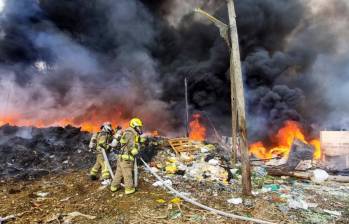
[110,118,143,195]
[89,122,114,180]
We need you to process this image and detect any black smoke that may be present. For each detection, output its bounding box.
[0,0,348,140]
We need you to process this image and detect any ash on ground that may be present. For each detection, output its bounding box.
[0,124,93,180]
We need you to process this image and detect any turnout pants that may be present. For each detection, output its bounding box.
[111,157,134,189]
[90,153,110,179]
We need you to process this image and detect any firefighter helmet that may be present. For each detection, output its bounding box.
[129,118,143,128]
[101,122,112,133]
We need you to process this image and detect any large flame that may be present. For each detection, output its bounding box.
[249,121,321,160]
[189,113,206,141]
[0,110,130,133]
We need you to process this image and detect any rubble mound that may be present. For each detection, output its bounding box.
[0,124,93,180]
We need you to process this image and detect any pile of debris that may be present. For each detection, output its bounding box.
[147,137,233,185]
[0,124,92,180]
[141,137,349,223]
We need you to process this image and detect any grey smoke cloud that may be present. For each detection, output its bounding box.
[0,0,348,140]
[0,0,173,132]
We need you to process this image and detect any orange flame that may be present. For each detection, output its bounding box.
[249,121,321,160]
[151,130,160,137]
[189,113,206,141]
[0,112,129,133]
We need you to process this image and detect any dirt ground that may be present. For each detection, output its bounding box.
[0,169,348,224]
[0,169,278,224]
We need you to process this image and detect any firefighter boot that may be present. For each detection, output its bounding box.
[125,187,136,195]
[110,185,119,192]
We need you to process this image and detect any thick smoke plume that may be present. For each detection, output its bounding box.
[0,0,173,132]
[0,0,348,140]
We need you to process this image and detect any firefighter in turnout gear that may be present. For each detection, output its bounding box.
[110,118,143,195]
[89,122,114,180]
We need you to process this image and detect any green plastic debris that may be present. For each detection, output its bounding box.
[169,210,182,219]
[264,184,280,192]
[189,214,203,222]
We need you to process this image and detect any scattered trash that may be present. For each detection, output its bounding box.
[277,205,289,213]
[177,164,187,171]
[167,157,177,163]
[35,192,49,197]
[227,197,243,205]
[265,157,288,166]
[189,214,204,222]
[179,152,194,162]
[230,168,239,175]
[168,210,182,220]
[200,147,210,153]
[101,179,111,186]
[156,199,166,203]
[307,203,318,208]
[295,160,312,171]
[60,197,72,202]
[62,160,69,164]
[251,190,260,196]
[311,169,329,183]
[0,214,15,223]
[288,198,309,210]
[270,195,286,203]
[305,213,331,224]
[43,213,61,223]
[253,166,267,177]
[165,163,177,174]
[323,209,342,216]
[63,211,96,223]
[152,179,172,187]
[184,162,228,182]
[208,159,220,166]
[170,197,182,204]
[149,167,159,173]
[200,144,215,153]
[262,184,280,192]
[243,199,254,208]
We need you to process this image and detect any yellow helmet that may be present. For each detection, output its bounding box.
[129,118,143,128]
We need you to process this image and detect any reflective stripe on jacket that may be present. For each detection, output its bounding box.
[119,127,140,161]
[95,131,113,152]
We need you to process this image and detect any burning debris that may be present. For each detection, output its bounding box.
[249,121,321,161]
[0,0,349,223]
[286,139,314,171]
[0,124,349,223]
[188,113,206,141]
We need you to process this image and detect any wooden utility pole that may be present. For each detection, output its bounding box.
[184,77,190,137]
[226,0,251,195]
[194,0,251,195]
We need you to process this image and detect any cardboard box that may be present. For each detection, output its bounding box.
[321,131,349,170]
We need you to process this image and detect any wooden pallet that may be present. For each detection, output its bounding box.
[168,138,198,154]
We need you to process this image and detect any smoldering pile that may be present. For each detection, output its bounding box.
[0,124,92,180]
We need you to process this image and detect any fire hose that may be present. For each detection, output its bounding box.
[102,148,273,223]
[101,148,138,187]
[101,148,114,178]
[139,157,276,224]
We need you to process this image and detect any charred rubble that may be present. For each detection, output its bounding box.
[0,124,92,180]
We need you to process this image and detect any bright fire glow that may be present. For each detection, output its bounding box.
[189,113,206,141]
[249,121,321,160]
[151,130,160,137]
[0,114,129,133]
